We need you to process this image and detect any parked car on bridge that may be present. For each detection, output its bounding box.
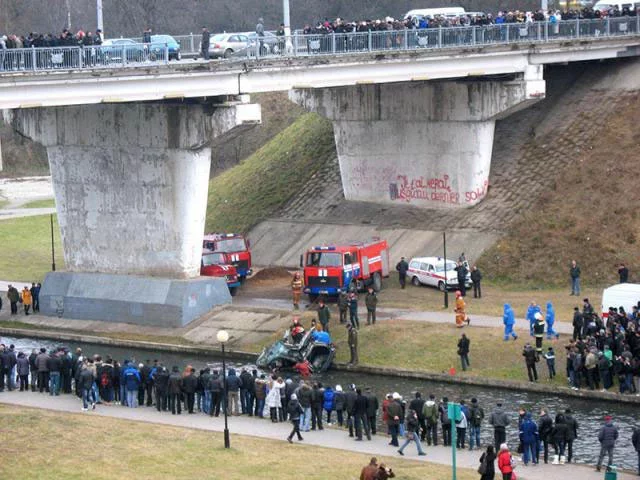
[150,34,181,61]
[101,38,144,62]
[245,31,283,55]
[407,256,472,291]
[206,33,250,58]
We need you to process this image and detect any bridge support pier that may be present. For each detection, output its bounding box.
[290,70,544,208]
[6,100,261,326]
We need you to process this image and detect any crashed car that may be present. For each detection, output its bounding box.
[256,330,335,372]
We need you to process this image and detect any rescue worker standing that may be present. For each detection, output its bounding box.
[454,290,466,328]
[347,323,358,365]
[338,290,349,324]
[533,312,545,354]
[21,286,32,315]
[396,257,409,289]
[317,299,331,334]
[349,292,360,329]
[291,272,303,310]
[365,287,377,325]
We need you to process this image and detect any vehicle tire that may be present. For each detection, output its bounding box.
[229,286,238,297]
[438,281,446,292]
[412,276,421,287]
[373,272,382,292]
[223,49,233,59]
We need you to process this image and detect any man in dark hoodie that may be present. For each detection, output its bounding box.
[240,368,254,415]
[365,387,379,435]
[154,366,169,412]
[311,382,325,430]
[168,366,183,415]
[410,392,426,441]
[354,388,372,441]
[564,408,579,463]
[538,408,553,464]
[489,402,510,451]
[345,383,358,437]
[596,415,619,472]
[182,367,199,414]
[226,368,242,416]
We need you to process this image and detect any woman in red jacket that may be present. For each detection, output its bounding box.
[497,443,514,480]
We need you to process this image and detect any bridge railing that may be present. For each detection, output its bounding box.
[0,17,638,73]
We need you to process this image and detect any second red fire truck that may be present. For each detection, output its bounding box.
[203,233,252,281]
[301,239,390,300]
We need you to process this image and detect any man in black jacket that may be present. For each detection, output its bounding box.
[168,366,183,415]
[387,393,403,446]
[564,408,579,463]
[345,384,358,437]
[538,409,553,464]
[48,351,64,395]
[364,387,379,435]
[395,257,409,289]
[470,265,482,298]
[240,368,254,415]
[354,388,372,441]
[286,394,304,443]
[311,382,324,430]
[79,363,95,411]
[572,308,583,340]
[209,370,223,417]
[409,392,426,441]
[200,26,210,60]
[182,367,198,414]
[154,366,169,412]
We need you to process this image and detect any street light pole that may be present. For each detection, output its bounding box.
[50,214,56,272]
[443,231,448,308]
[283,0,293,53]
[217,330,230,448]
[96,0,104,34]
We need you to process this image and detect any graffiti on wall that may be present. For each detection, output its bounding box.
[389,175,489,205]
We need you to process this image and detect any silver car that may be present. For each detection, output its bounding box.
[208,33,249,58]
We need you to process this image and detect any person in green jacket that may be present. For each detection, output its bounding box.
[422,394,439,446]
[365,287,378,325]
[317,299,331,334]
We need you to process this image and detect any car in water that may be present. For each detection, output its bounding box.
[149,34,181,60]
[256,330,335,372]
[407,256,472,291]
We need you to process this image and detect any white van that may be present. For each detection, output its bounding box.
[407,256,472,291]
[601,283,640,317]
[404,7,466,21]
[592,1,634,11]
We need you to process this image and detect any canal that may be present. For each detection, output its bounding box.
[4,336,638,470]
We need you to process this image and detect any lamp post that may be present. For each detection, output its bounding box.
[50,214,56,272]
[216,329,230,448]
[96,0,104,35]
[283,0,293,53]
[443,231,448,308]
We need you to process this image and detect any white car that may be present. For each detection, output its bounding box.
[407,256,472,291]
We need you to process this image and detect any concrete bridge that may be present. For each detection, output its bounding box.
[2,21,640,326]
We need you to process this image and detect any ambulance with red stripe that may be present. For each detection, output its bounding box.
[200,249,241,296]
[301,239,390,300]
[203,233,252,281]
[407,256,472,291]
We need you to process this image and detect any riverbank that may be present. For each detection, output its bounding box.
[3,325,639,406]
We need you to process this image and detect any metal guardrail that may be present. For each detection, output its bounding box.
[0,17,639,73]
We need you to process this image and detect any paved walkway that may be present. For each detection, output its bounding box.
[0,391,630,480]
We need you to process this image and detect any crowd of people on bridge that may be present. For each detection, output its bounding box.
[0,28,102,51]
[1,341,639,474]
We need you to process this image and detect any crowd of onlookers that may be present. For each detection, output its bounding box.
[0,28,102,50]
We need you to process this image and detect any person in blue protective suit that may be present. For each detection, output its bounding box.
[526,301,541,336]
[503,304,518,341]
[311,327,331,344]
[545,302,559,340]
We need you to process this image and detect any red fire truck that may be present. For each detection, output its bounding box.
[203,233,252,281]
[301,239,390,300]
[200,249,241,296]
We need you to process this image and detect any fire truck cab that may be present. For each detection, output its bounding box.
[200,249,241,296]
[203,233,252,281]
[302,239,390,300]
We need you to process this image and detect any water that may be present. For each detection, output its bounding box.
[4,336,639,470]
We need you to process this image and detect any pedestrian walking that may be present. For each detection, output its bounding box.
[200,26,210,60]
[455,290,468,328]
[398,409,426,456]
[545,302,559,340]
[503,304,518,341]
[471,265,482,298]
[291,272,303,310]
[365,287,377,325]
[347,323,358,365]
[457,333,471,371]
[596,415,618,472]
[396,257,409,289]
[286,393,304,443]
[489,402,510,451]
[570,260,581,296]
[526,301,541,336]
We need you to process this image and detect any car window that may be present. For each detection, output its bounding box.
[344,253,352,265]
[228,35,238,42]
[420,263,428,271]
[409,261,419,269]
[428,264,435,272]
[239,35,249,42]
[212,34,226,41]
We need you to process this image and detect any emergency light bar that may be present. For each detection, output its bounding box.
[313,246,336,250]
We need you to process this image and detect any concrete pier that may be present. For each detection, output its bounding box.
[291,70,544,209]
[5,100,261,326]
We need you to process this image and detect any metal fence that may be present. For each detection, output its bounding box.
[0,17,639,73]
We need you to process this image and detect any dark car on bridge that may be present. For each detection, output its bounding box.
[150,35,181,61]
[101,38,145,63]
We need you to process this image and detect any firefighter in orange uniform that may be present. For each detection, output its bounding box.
[291,272,303,310]
[455,290,466,328]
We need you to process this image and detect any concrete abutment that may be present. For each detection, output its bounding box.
[290,69,545,209]
[4,99,261,326]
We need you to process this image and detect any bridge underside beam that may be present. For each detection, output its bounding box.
[6,100,261,326]
[290,70,545,209]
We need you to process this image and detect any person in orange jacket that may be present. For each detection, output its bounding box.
[455,290,467,327]
[291,272,304,310]
[21,286,32,315]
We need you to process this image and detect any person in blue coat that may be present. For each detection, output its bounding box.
[503,304,518,341]
[122,361,141,408]
[526,302,541,336]
[323,385,335,424]
[311,328,331,344]
[545,302,559,340]
[519,412,539,465]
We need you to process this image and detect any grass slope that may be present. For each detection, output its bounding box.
[21,198,55,209]
[480,94,640,287]
[0,214,64,281]
[205,113,335,234]
[0,405,474,480]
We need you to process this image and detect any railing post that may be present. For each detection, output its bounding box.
[31,46,37,71]
[332,32,336,54]
[545,21,549,41]
[537,22,541,41]
[294,34,298,57]
[438,25,442,48]
[506,25,510,43]
[576,17,580,39]
[122,46,126,68]
[404,28,408,50]
[606,16,610,36]
[79,47,84,69]
[190,33,194,54]
[368,29,372,51]
[164,43,169,63]
[472,26,476,45]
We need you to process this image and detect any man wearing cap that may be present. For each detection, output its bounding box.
[395,257,409,289]
[596,415,619,471]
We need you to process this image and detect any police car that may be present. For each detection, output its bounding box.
[407,256,472,291]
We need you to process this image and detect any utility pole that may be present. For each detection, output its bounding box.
[66,0,72,30]
[443,231,449,308]
[283,0,293,53]
[97,0,104,34]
